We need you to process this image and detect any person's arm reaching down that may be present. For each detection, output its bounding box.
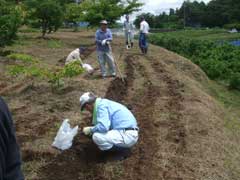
[91,106,110,133]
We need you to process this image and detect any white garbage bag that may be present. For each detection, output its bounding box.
[52,119,78,151]
[82,63,94,74]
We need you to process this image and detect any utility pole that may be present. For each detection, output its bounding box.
[184,0,186,29]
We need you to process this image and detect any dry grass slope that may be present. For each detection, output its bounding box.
[0,30,239,180]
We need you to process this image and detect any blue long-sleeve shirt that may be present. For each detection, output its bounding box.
[91,98,138,133]
[95,28,113,52]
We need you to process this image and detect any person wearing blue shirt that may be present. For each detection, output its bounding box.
[95,20,116,78]
[80,92,139,159]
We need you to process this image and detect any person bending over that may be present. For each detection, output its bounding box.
[80,92,139,160]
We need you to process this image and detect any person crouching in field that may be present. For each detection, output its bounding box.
[139,16,150,54]
[95,20,116,78]
[80,92,139,160]
[65,47,94,74]
[0,97,24,180]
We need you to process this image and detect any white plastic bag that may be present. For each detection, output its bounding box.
[82,63,94,74]
[52,119,78,151]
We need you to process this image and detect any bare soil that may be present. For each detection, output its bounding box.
[0,31,237,180]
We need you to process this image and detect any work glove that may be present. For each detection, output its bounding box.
[83,126,93,136]
[101,39,107,46]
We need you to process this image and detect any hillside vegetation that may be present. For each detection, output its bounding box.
[149,30,240,90]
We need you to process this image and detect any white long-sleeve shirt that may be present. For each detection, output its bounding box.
[123,20,134,32]
[65,48,83,65]
[140,20,150,34]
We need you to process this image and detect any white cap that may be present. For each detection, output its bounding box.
[100,20,108,25]
[79,92,96,111]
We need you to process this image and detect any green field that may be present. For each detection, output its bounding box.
[154,29,240,41]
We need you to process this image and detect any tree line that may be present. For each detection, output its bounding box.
[134,0,240,30]
[0,0,142,47]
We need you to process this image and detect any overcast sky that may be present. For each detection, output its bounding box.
[120,0,211,22]
[138,0,211,15]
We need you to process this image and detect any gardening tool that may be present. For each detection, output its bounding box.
[127,31,131,49]
[108,43,126,83]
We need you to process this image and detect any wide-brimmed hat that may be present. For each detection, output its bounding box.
[100,20,108,25]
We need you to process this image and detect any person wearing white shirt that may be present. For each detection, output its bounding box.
[65,48,84,65]
[139,16,150,54]
[65,47,94,74]
[123,15,134,49]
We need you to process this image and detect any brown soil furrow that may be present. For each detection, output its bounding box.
[109,55,162,179]
[147,56,188,178]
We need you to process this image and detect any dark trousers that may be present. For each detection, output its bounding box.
[139,33,148,54]
[0,97,24,180]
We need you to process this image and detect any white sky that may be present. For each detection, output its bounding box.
[120,0,211,22]
[138,0,211,15]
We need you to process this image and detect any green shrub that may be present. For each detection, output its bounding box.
[149,34,240,90]
[7,58,83,90]
[26,0,64,37]
[230,73,240,90]
[62,61,84,77]
[7,65,47,79]
[7,53,39,63]
[8,65,26,76]
[0,0,22,47]
[224,23,240,31]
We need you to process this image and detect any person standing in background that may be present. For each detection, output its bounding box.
[95,20,116,78]
[139,16,150,54]
[123,15,134,49]
[0,97,24,180]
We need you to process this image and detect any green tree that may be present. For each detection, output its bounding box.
[80,0,142,26]
[65,3,83,29]
[26,0,64,37]
[0,0,22,47]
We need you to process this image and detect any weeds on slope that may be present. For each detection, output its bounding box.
[6,53,84,91]
[149,34,240,90]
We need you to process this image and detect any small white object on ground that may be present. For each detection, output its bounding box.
[82,63,94,74]
[52,119,78,151]
[229,28,238,33]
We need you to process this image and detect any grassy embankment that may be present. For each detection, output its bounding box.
[149,29,240,132]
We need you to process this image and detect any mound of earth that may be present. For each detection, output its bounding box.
[0,31,235,180]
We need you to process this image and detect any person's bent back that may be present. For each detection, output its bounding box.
[0,97,24,180]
